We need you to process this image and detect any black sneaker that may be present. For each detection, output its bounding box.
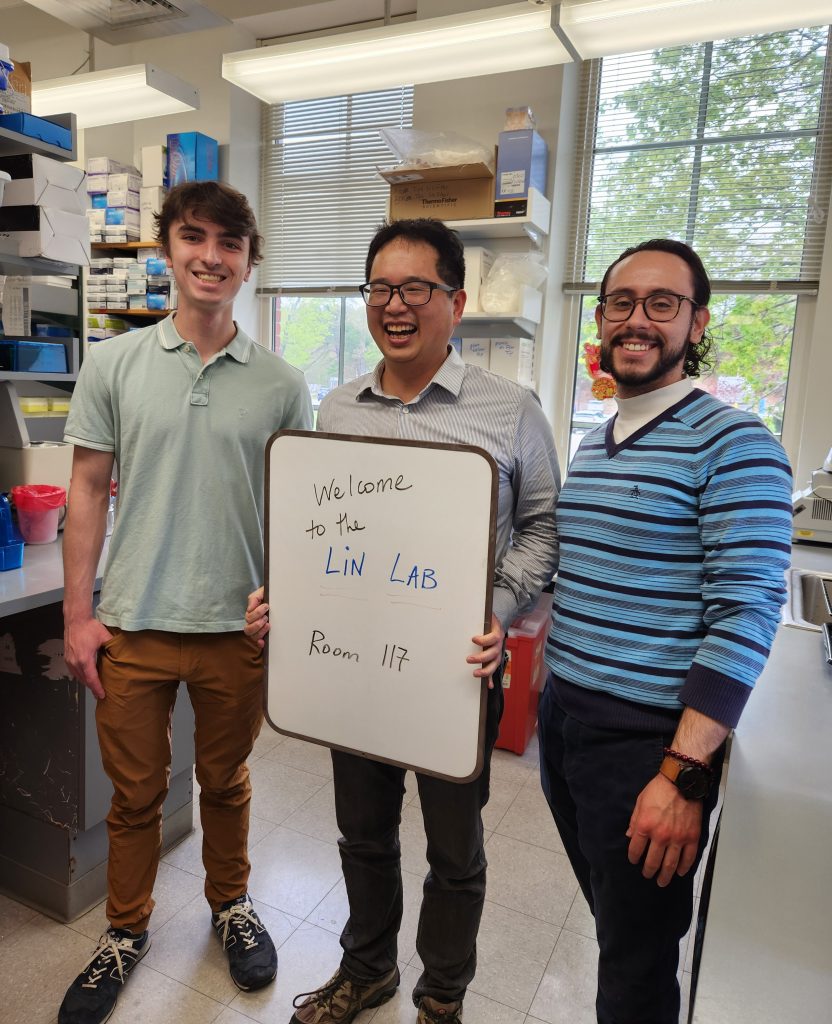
[211,893,277,991]
[58,927,150,1024]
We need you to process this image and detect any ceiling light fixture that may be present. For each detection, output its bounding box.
[559,0,832,59]
[32,64,200,129]
[222,2,570,104]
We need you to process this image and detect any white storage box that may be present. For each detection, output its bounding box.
[460,338,491,369]
[0,153,86,213]
[141,145,167,188]
[0,205,89,264]
[462,246,495,313]
[489,337,534,383]
[107,172,141,194]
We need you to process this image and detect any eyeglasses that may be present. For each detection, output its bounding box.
[598,293,698,323]
[358,280,457,307]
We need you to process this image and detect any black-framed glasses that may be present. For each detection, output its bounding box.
[358,280,457,307]
[598,292,698,323]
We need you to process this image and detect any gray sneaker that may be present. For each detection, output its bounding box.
[290,965,400,1023]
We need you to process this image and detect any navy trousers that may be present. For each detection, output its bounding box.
[331,675,504,1006]
[537,677,724,1024]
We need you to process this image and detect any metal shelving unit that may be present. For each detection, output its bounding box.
[0,113,78,163]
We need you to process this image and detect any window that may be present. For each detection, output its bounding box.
[260,87,413,405]
[565,26,832,456]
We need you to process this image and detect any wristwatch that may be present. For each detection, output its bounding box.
[659,755,712,800]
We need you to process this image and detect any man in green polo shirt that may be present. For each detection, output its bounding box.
[58,181,312,1024]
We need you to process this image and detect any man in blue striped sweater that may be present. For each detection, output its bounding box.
[539,239,793,1024]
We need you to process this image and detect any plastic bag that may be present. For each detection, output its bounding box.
[11,483,66,511]
[379,128,494,172]
[480,253,548,314]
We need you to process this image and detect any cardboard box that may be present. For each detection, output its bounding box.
[86,157,127,175]
[0,205,89,264]
[104,230,139,243]
[105,207,140,228]
[494,130,548,217]
[108,172,142,194]
[0,153,86,213]
[141,145,167,188]
[86,174,108,194]
[85,209,106,229]
[460,337,491,370]
[0,60,31,116]
[167,131,218,184]
[381,164,494,221]
[462,246,495,313]
[106,189,140,210]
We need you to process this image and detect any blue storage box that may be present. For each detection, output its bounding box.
[34,324,72,337]
[494,129,548,217]
[0,112,72,151]
[0,493,24,570]
[166,131,218,184]
[0,338,68,372]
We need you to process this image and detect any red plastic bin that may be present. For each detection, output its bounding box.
[496,591,553,754]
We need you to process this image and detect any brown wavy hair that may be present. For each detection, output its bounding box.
[155,181,263,266]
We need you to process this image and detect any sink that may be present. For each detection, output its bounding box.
[782,569,832,630]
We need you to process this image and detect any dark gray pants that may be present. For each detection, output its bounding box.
[331,676,503,1006]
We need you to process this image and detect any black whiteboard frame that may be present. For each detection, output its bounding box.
[263,429,499,783]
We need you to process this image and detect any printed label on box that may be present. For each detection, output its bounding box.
[499,170,526,196]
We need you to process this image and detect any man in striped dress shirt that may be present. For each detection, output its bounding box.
[538,239,793,1024]
[247,219,560,1024]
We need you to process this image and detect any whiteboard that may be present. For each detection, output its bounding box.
[265,431,497,782]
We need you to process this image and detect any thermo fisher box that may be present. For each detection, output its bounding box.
[496,591,553,755]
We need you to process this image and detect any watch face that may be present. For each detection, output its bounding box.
[676,765,710,800]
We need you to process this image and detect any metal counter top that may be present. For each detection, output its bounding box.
[693,543,832,1022]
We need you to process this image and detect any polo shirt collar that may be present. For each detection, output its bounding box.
[158,314,253,363]
[360,345,466,402]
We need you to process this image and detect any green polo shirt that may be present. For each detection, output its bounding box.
[65,315,312,632]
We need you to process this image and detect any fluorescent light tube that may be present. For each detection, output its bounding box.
[32,64,200,129]
[222,3,570,104]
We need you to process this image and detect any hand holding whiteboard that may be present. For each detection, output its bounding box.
[265,431,498,782]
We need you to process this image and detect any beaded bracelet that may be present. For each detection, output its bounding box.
[663,747,713,775]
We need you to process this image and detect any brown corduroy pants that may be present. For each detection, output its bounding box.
[95,628,264,933]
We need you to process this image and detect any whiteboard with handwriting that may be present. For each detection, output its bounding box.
[265,430,497,782]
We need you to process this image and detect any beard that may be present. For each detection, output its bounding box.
[599,328,690,389]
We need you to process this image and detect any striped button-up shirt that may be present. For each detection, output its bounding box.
[317,347,560,627]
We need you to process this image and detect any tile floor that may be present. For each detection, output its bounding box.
[0,728,706,1024]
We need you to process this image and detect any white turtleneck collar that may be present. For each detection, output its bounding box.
[612,377,694,444]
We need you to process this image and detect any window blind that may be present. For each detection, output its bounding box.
[565,26,832,291]
[259,87,413,291]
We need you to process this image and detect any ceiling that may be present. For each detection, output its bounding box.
[3,0,417,43]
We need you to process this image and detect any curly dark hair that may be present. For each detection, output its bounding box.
[365,218,465,290]
[601,238,714,378]
[154,180,263,266]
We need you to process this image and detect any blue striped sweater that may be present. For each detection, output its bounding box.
[545,389,793,730]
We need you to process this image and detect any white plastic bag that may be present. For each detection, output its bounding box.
[480,253,548,314]
[379,128,494,171]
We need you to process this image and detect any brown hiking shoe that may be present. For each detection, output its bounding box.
[417,996,463,1023]
[290,965,399,1023]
